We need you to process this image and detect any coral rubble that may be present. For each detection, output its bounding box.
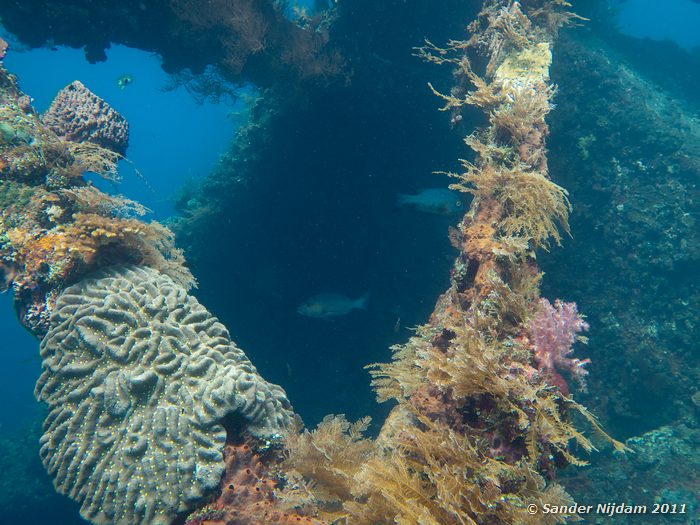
[0,420,59,521]
[563,420,700,525]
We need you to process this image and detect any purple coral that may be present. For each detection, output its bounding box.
[42,80,129,154]
[529,298,590,392]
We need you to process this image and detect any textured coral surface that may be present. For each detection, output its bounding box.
[36,265,295,525]
[563,420,700,525]
[0,0,344,87]
[42,80,130,154]
[186,440,327,525]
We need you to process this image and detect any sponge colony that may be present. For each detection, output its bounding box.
[42,80,130,155]
[36,265,294,525]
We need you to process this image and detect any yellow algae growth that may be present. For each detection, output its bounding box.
[496,42,553,84]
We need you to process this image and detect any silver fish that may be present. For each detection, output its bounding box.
[395,188,464,216]
[297,292,369,319]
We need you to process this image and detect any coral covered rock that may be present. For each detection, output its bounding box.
[42,80,129,155]
[563,421,700,525]
[544,31,700,437]
[36,265,295,525]
[186,439,327,525]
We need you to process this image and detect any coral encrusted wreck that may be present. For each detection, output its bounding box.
[36,265,295,525]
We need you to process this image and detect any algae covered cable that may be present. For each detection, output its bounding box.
[281,2,625,524]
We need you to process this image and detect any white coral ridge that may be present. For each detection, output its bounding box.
[35,265,295,525]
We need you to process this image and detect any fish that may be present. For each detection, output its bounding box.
[297,292,369,319]
[395,188,465,216]
[117,74,134,89]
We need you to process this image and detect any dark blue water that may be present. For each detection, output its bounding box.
[616,0,700,49]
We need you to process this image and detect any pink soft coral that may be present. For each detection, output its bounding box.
[529,298,590,394]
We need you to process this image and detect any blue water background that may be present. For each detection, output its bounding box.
[615,0,700,50]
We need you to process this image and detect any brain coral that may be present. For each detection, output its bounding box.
[42,80,130,154]
[35,265,295,525]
